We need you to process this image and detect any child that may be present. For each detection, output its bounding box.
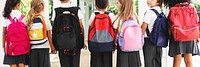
[2,0,28,67]
[163,0,200,67]
[26,0,56,67]
[141,0,163,67]
[88,0,115,67]
[51,0,85,67]
[114,0,141,67]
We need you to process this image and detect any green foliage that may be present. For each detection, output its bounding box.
[108,5,118,15]
[135,0,138,14]
[107,0,139,15]
[19,0,31,16]
[195,3,200,11]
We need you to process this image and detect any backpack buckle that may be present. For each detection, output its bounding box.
[64,26,70,32]
[63,49,77,56]
[64,49,68,54]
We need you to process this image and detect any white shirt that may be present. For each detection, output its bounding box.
[88,11,115,26]
[51,3,83,21]
[2,10,26,27]
[143,6,162,37]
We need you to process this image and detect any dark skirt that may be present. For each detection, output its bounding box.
[116,46,141,67]
[169,36,200,57]
[29,48,50,67]
[58,50,81,67]
[90,52,112,67]
[3,53,28,65]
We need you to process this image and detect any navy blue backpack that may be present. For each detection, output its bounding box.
[146,9,169,47]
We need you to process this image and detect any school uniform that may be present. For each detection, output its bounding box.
[29,15,52,67]
[51,3,83,67]
[143,6,162,67]
[168,4,200,57]
[2,10,28,65]
[88,11,115,67]
[113,17,141,67]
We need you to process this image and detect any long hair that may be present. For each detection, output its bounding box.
[3,0,20,18]
[27,0,44,27]
[163,0,191,8]
[114,0,137,29]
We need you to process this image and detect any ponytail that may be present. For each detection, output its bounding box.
[3,0,20,18]
[27,7,35,27]
[26,0,44,28]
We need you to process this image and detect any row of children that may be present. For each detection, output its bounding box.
[2,0,200,67]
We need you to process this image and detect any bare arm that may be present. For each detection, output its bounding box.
[2,27,6,49]
[79,19,87,49]
[47,30,56,54]
[141,22,148,35]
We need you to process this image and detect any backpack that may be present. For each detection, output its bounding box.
[146,9,169,47]
[52,7,84,55]
[6,15,30,56]
[29,15,47,45]
[169,2,199,41]
[118,17,144,52]
[88,12,115,52]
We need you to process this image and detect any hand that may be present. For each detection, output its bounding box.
[82,44,87,50]
[50,46,57,54]
[197,38,200,45]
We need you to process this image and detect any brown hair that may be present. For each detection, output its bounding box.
[26,0,44,27]
[95,0,109,9]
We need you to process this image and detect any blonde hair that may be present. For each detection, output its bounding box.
[114,0,138,29]
[26,0,44,27]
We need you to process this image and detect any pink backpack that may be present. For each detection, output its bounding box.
[6,15,30,56]
[118,18,144,52]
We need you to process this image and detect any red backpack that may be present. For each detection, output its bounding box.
[88,12,115,52]
[169,2,199,41]
[6,15,30,56]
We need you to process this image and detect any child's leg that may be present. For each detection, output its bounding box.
[155,47,162,67]
[10,64,17,67]
[173,54,182,67]
[90,52,103,67]
[18,63,25,67]
[183,54,193,67]
[102,52,112,67]
[72,51,81,67]
[143,38,157,67]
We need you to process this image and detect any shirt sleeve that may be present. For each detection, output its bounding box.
[143,10,154,24]
[78,9,83,20]
[45,17,52,31]
[109,13,115,23]
[2,19,7,27]
[88,13,95,26]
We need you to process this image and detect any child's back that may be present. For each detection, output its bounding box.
[88,0,115,67]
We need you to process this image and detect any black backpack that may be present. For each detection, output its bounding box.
[52,7,84,55]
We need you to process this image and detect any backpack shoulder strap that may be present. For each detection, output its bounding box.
[150,9,159,15]
[18,15,25,22]
[95,12,100,15]
[8,14,25,23]
[35,14,47,38]
[8,16,14,23]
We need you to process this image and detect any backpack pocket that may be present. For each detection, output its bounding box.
[6,40,29,56]
[119,25,143,52]
[57,31,76,50]
[173,26,199,41]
